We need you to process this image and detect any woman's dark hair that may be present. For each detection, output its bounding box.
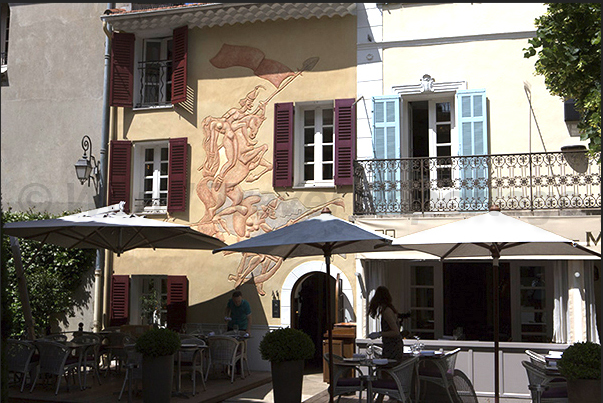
[368,286,398,318]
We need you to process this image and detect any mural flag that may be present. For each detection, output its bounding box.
[210,44,295,88]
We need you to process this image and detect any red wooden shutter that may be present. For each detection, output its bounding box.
[168,137,188,213]
[273,102,294,187]
[110,32,135,108]
[171,25,188,104]
[334,98,356,186]
[110,275,130,327]
[108,140,132,212]
[167,276,188,332]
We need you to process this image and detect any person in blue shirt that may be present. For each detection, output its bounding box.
[224,290,252,332]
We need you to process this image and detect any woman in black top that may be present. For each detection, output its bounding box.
[368,285,404,361]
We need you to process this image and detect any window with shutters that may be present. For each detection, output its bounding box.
[123,137,188,214]
[371,87,487,212]
[110,26,187,109]
[294,101,335,187]
[273,98,355,188]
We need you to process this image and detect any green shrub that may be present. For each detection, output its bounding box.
[135,328,181,357]
[259,327,315,363]
[558,341,601,380]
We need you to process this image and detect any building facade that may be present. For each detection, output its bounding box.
[352,3,600,402]
[100,2,358,371]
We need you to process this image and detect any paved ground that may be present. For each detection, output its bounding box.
[224,371,328,403]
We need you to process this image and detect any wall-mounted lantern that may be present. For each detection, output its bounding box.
[74,135,100,193]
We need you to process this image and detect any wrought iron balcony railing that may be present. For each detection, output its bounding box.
[136,59,172,108]
[353,151,601,215]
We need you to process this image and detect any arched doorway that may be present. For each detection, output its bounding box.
[292,272,335,369]
[281,261,355,370]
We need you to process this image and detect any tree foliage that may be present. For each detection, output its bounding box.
[524,3,601,156]
[1,208,96,338]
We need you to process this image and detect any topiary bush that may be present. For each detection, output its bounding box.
[259,327,315,363]
[558,341,601,380]
[135,328,181,357]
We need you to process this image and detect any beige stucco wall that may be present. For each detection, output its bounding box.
[110,14,357,327]
[380,3,586,155]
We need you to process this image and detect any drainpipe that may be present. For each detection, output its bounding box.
[92,3,114,333]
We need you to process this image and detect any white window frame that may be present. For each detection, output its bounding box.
[132,140,169,214]
[293,100,336,188]
[133,33,173,110]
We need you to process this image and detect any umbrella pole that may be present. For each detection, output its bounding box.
[493,254,500,403]
[325,252,334,403]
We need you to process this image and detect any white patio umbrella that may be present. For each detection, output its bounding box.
[3,201,226,339]
[213,207,403,403]
[3,201,227,255]
[392,205,600,403]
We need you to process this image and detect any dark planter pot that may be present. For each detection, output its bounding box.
[271,360,305,403]
[567,379,601,403]
[142,354,174,403]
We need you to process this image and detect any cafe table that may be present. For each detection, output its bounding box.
[335,356,398,403]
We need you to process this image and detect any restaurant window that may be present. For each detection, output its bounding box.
[517,265,551,342]
[443,262,511,341]
[116,274,188,331]
[409,264,438,339]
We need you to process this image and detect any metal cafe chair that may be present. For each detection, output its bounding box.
[118,345,143,401]
[525,349,548,366]
[521,360,568,403]
[71,333,103,388]
[451,369,479,403]
[207,335,243,383]
[371,356,419,403]
[30,340,81,395]
[323,352,367,403]
[417,347,461,403]
[176,337,207,395]
[7,339,38,392]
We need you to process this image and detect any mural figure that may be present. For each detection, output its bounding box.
[193,44,344,294]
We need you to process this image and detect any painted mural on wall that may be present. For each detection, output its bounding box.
[192,44,344,295]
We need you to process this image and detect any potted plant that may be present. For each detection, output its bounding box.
[259,327,315,403]
[557,341,601,403]
[135,328,181,403]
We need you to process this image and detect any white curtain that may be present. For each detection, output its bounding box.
[552,261,568,343]
[584,261,600,343]
[365,260,386,335]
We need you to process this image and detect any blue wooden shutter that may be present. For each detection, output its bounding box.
[334,98,356,186]
[110,32,135,108]
[456,89,488,210]
[372,96,401,159]
[273,102,294,187]
[168,137,188,213]
[372,96,401,212]
[171,26,188,104]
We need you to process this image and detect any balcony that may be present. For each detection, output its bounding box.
[136,59,172,109]
[353,151,601,215]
